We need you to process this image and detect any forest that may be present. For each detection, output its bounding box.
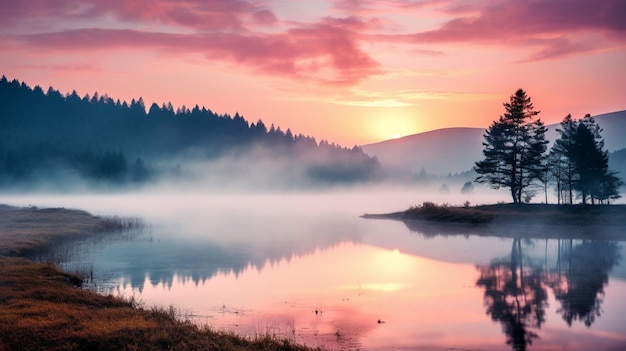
[0,76,381,189]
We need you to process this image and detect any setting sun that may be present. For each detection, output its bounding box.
[368,112,421,143]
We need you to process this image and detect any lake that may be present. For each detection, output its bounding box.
[5,190,626,350]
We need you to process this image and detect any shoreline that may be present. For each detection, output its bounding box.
[0,205,314,351]
[362,202,626,241]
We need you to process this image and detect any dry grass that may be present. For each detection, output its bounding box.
[0,205,317,351]
[363,202,626,240]
[0,204,137,257]
[364,201,626,226]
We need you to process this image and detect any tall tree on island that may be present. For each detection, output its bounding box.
[549,114,623,204]
[474,89,548,203]
[549,114,578,204]
[571,115,623,204]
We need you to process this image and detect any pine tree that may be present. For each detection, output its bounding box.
[475,89,548,203]
[571,122,608,204]
[549,114,577,204]
[550,114,622,204]
[598,171,623,204]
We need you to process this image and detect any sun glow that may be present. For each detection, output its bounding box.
[368,112,420,143]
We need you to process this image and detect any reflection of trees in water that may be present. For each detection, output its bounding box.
[476,237,621,351]
[86,229,365,292]
[476,239,547,351]
[547,240,621,327]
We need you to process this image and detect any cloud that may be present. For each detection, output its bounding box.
[402,0,626,60]
[283,86,500,108]
[332,0,446,14]
[0,0,276,32]
[523,38,594,62]
[18,63,103,73]
[20,22,382,86]
[4,0,625,87]
[1,0,388,86]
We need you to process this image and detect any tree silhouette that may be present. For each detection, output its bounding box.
[476,239,548,351]
[475,89,548,203]
[0,76,382,188]
[549,240,621,327]
[460,181,474,194]
[549,114,577,204]
[572,121,607,204]
[550,114,622,204]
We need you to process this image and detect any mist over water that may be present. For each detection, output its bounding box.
[4,188,626,350]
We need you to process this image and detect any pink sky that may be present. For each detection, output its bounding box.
[1,0,625,146]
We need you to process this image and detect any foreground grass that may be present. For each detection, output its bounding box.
[0,205,315,351]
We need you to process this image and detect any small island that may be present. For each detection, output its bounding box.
[363,202,626,241]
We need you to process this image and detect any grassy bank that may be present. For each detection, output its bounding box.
[363,202,626,240]
[364,201,626,225]
[0,205,315,351]
[0,204,139,257]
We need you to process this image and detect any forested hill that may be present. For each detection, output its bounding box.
[0,76,381,189]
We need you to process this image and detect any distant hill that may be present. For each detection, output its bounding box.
[362,110,626,177]
[362,128,485,176]
[609,148,626,181]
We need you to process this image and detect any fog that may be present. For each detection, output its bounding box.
[1,186,507,282]
[5,185,626,350]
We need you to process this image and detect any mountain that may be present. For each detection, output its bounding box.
[362,110,626,177]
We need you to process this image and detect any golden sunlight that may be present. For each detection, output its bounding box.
[368,113,420,142]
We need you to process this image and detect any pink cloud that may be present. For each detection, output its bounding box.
[7,0,623,87]
[20,21,382,86]
[251,9,278,26]
[0,0,277,32]
[332,0,446,14]
[404,0,626,60]
[3,1,382,86]
[523,38,594,62]
[19,63,103,73]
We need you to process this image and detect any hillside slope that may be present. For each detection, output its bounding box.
[0,76,381,188]
[362,110,626,176]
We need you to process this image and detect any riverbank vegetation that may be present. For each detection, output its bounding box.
[0,205,315,351]
[367,201,626,224]
[363,201,626,241]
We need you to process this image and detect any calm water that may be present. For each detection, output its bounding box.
[6,191,626,350]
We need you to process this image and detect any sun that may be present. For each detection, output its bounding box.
[367,112,420,143]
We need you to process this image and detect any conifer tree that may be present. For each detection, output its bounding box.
[550,114,622,204]
[475,89,548,203]
[549,114,577,204]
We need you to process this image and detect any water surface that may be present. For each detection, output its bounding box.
[6,191,626,350]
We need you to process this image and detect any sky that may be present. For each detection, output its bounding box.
[1,0,625,146]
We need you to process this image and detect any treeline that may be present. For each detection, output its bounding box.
[548,114,622,204]
[475,89,623,204]
[0,142,151,188]
[0,76,381,188]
